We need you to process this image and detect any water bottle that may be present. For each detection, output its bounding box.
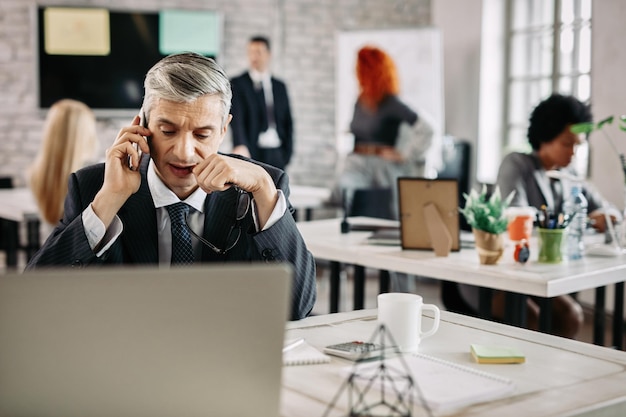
[563,184,588,260]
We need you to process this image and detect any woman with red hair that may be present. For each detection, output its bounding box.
[333,45,433,220]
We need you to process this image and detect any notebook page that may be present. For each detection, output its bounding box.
[283,340,331,366]
[344,353,515,412]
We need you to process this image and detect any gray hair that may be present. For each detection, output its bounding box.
[142,52,232,127]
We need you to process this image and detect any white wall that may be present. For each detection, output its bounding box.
[432,0,483,190]
[578,0,626,316]
[589,1,626,211]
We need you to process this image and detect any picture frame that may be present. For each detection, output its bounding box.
[397,177,460,253]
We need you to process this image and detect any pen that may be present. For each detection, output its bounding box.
[282,337,305,353]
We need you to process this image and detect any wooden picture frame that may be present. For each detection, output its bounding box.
[397,177,460,254]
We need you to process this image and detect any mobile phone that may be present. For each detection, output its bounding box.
[323,341,389,361]
[128,109,149,171]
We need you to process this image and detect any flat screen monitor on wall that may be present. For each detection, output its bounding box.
[36,6,221,117]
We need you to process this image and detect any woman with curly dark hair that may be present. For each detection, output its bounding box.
[498,93,616,232]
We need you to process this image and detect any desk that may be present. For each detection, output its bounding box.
[298,217,626,347]
[0,188,41,269]
[282,309,626,416]
[289,185,332,221]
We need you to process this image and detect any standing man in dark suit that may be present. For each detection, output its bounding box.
[230,36,294,170]
[26,52,316,321]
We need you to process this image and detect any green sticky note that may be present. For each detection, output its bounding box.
[470,344,525,364]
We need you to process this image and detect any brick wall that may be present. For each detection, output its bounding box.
[0,0,430,188]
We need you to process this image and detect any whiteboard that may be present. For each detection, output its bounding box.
[335,28,444,176]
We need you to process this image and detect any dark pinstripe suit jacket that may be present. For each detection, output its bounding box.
[26,155,316,320]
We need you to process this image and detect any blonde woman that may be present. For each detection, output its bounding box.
[29,99,98,227]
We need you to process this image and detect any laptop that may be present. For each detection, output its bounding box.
[0,264,292,417]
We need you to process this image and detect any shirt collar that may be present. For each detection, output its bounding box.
[147,160,206,213]
[249,69,271,85]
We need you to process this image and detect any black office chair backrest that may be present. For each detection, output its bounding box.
[349,188,393,220]
[438,140,471,231]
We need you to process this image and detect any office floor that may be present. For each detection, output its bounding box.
[312,260,623,349]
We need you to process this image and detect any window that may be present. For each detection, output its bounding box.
[477,0,592,182]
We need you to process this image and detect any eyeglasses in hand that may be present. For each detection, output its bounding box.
[185,187,251,255]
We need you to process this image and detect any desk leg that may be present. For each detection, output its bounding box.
[353,265,365,310]
[379,270,390,294]
[329,261,341,313]
[3,219,18,269]
[504,292,527,328]
[594,286,606,346]
[538,298,552,333]
[25,216,41,263]
[612,282,624,350]
[478,288,492,320]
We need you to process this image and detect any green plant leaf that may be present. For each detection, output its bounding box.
[619,115,626,133]
[597,115,615,129]
[570,122,595,134]
[459,185,512,234]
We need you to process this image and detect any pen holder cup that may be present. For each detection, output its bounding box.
[538,228,565,263]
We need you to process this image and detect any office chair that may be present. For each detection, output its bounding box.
[349,188,394,219]
[346,187,393,308]
[438,139,471,231]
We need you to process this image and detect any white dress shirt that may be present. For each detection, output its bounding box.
[249,69,281,148]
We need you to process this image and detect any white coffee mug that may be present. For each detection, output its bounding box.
[377,293,441,353]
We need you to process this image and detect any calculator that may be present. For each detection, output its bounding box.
[323,341,388,361]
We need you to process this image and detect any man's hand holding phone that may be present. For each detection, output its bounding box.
[92,114,151,228]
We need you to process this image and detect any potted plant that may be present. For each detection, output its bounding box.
[571,115,626,183]
[459,185,514,264]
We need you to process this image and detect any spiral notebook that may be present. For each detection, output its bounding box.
[345,353,515,412]
[283,340,331,366]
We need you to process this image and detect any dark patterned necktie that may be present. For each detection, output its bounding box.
[166,202,194,265]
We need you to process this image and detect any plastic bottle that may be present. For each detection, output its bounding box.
[563,184,588,260]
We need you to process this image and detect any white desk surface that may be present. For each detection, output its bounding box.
[0,187,39,222]
[288,184,331,210]
[282,309,626,416]
[297,217,626,298]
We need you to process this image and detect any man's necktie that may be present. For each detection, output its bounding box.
[256,82,275,130]
[166,202,194,265]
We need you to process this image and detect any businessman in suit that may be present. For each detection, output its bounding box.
[230,36,294,170]
[26,52,316,320]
